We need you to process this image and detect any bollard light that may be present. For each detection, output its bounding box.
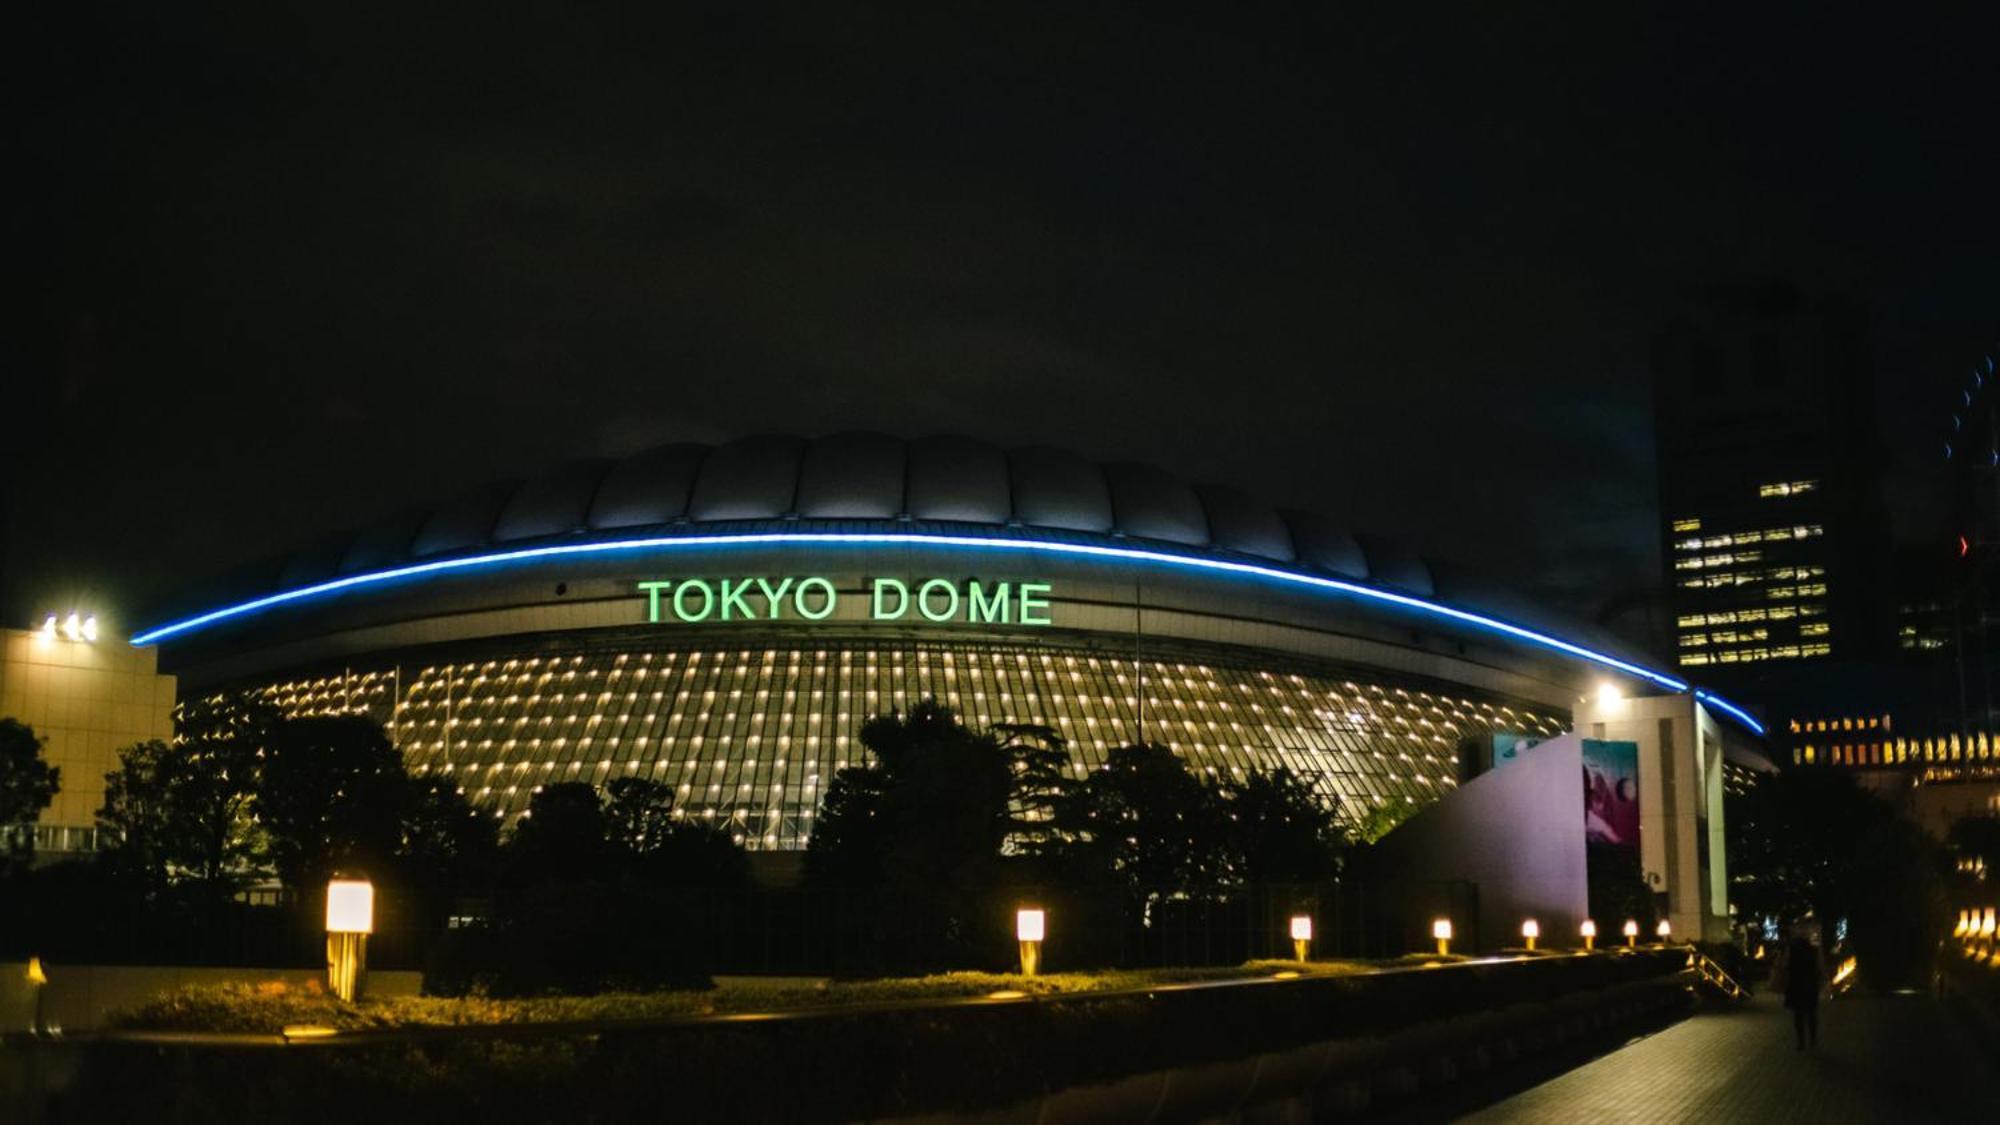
[1622,920,1639,949]
[26,957,49,1036]
[1521,919,1539,951]
[1957,910,1971,939]
[325,877,374,1003]
[1016,908,1045,977]
[1290,914,1314,963]
[1432,917,1453,957]
[1983,907,1997,940]
[1656,919,1672,943]
[1581,919,1597,951]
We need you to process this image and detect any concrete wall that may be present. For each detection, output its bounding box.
[1374,734,1589,952]
[0,963,423,1032]
[1571,693,1737,941]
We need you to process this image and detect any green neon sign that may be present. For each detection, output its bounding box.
[638,577,1051,626]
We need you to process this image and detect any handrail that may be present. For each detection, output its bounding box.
[1683,947,1748,1001]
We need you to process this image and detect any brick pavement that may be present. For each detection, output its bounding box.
[1461,987,1998,1123]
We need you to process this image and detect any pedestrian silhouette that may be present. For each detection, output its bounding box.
[1781,934,1822,1049]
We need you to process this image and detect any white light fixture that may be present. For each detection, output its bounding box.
[1432,917,1453,956]
[325,876,375,1003]
[1016,907,1045,976]
[1595,681,1624,710]
[62,612,82,641]
[1521,918,1539,950]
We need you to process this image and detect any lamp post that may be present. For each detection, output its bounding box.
[1290,914,1313,963]
[1432,917,1453,957]
[1656,919,1672,945]
[1016,908,1045,977]
[1581,919,1597,951]
[325,877,374,1003]
[1521,919,1539,951]
[1622,920,1639,949]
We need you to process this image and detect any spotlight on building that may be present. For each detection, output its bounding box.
[1432,917,1453,957]
[1521,918,1539,951]
[325,876,374,1002]
[1581,919,1597,951]
[1290,914,1313,963]
[39,611,100,644]
[1016,907,1045,977]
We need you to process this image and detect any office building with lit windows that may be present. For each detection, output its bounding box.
[130,433,1767,851]
[1653,280,1891,690]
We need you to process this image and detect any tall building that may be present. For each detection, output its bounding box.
[1653,281,1891,695]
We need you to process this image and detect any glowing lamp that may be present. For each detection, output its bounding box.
[62,612,82,641]
[38,615,56,640]
[325,876,374,1003]
[1656,919,1672,942]
[1984,908,1997,939]
[1581,919,1597,951]
[1622,920,1639,948]
[1016,907,1045,976]
[1959,910,1971,938]
[1432,917,1453,956]
[326,879,375,934]
[1521,918,1539,951]
[81,615,98,642]
[1595,682,1624,710]
[1290,914,1313,962]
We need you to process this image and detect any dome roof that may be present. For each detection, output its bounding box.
[151,432,1647,669]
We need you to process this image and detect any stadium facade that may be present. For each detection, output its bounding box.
[132,433,1766,851]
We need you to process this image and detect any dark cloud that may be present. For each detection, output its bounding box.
[14,2,2000,648]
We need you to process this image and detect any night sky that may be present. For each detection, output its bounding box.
[14,3,2000,650]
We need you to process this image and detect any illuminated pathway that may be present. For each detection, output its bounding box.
[1461,987,1998,1123]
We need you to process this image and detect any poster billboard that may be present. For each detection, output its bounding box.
[1580,738,1640,848]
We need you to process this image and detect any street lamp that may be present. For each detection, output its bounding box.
[1016,908,1045,977]
[1290,914,1313,963]
[1581,919,1597,951]
[1432,917,1453,957]
[1521,918,1539,951]
[325,877,374,1003]
[1622,920,1639,949]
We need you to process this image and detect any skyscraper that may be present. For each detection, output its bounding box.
[1653,280,1890,696]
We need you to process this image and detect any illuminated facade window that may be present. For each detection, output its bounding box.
[1757,480,1819,499]
[243,640,1564,851]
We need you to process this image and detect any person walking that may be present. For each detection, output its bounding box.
[1782,933,1823,1050]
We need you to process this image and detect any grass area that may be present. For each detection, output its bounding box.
[109,959,1380,1034]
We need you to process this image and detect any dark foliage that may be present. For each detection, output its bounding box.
[0,717,60,870]
[258,715,409,890]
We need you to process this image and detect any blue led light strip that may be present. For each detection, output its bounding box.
[1693,690,1767,737]
[129,530,1757,729]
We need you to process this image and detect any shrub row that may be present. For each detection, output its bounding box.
[55,950,1686,1124]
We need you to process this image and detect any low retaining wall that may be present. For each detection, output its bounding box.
[0,963,423,1032]
[12,951,1689,1124]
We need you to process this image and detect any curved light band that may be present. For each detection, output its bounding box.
[1694,690,1767,737]
[129,530,1755,729]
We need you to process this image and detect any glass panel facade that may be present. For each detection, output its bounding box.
[248,641,1565,851]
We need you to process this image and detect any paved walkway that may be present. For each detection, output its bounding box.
[1462,987,1998,1123]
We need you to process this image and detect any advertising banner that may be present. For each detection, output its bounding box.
[1580,738,1641,848]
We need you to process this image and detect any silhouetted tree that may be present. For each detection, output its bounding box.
[0,719,59,872]
[396,775,499,902]
[98,696,274,896]
[605,775,749,889]
[1054,743,1229,924]
[1218,768,1342,884]
[257,715,408,890]
[805,700,1015,969]
[505,781,611,884]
